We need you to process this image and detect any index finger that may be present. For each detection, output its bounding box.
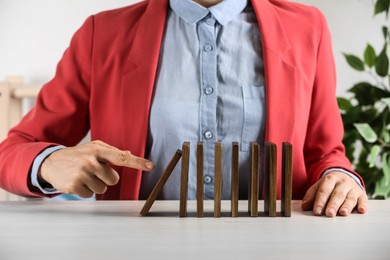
[96,148,155,171]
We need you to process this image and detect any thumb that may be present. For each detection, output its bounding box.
[301,181,319,211]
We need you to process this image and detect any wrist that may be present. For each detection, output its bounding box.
[37,147,63,190]
[37,162,54,189]
[30,145,65,194]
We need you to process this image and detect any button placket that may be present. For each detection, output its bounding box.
[198,14,217,193]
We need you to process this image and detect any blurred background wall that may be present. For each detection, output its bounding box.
[0,0,385,95]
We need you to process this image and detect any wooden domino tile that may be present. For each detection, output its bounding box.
[249,142,260,217]
[214,142,222,218]
[197,142,204,218]
[282,142,293,217]
[264,142,277,217]
[140,141,293,218]
[231,142,239,218]
[140,149,183,216]
[264,144,269,215]
[180,142,190,218]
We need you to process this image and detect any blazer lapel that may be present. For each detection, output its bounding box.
[120,0,169,199]
[251,0,297,143]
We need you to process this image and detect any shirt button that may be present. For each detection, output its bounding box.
[204,131,213,139]
[204,44,213,52]
[204,175,212,184]
[204,87,214,95]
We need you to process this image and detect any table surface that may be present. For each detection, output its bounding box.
[0,200,389,260]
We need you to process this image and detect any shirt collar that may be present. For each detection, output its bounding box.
[170,0,248,26]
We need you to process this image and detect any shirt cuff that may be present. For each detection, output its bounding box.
[30,145,65,195]
[322,168,364,190]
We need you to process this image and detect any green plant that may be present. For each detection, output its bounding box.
[338,0,390,198]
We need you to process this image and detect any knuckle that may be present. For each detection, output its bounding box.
[324,174,335,182]
[332,190,346,200]
[345,195,357,204]
[85,142,101,153]
[75,156,95,170]
[91,146,101,155]
[339,177,348,184]
[79,160,94,172]
[81,155,100,170]
[117,151,131,163]
[317,187,330,196]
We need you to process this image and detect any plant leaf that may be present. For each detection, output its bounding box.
[364,44,376,67]
[383,26,389,39]
[337,97,353,111]
[348,82,374,106]
[342,130,358,161]
[344,54,365,71]
[360,107,379,123]
[382,128,390,143]
[341,106,362,125]
[369,145,381,168]
[354,123,378,143]
[383,153,390,180]
[373,176,390,199]
[375,45,389,77]
[373,153,390,199]
[375,0,390,16]
[348,82,390,106]
[382,97,390,111]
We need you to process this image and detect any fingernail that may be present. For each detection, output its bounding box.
[358,207,367,214]
[328,208,336,217]
[314,207,322,215]
[340,207,348,215]
[145,162,155,169]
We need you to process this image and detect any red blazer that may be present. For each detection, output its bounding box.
[0,0,364,200]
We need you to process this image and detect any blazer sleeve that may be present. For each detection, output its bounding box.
[303,10,365,188]
[0,16,94,197]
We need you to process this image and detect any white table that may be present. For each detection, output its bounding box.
[0,200,389,260]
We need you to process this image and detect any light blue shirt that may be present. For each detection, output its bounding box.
[140,0,265,200]
[31,0,362,198]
